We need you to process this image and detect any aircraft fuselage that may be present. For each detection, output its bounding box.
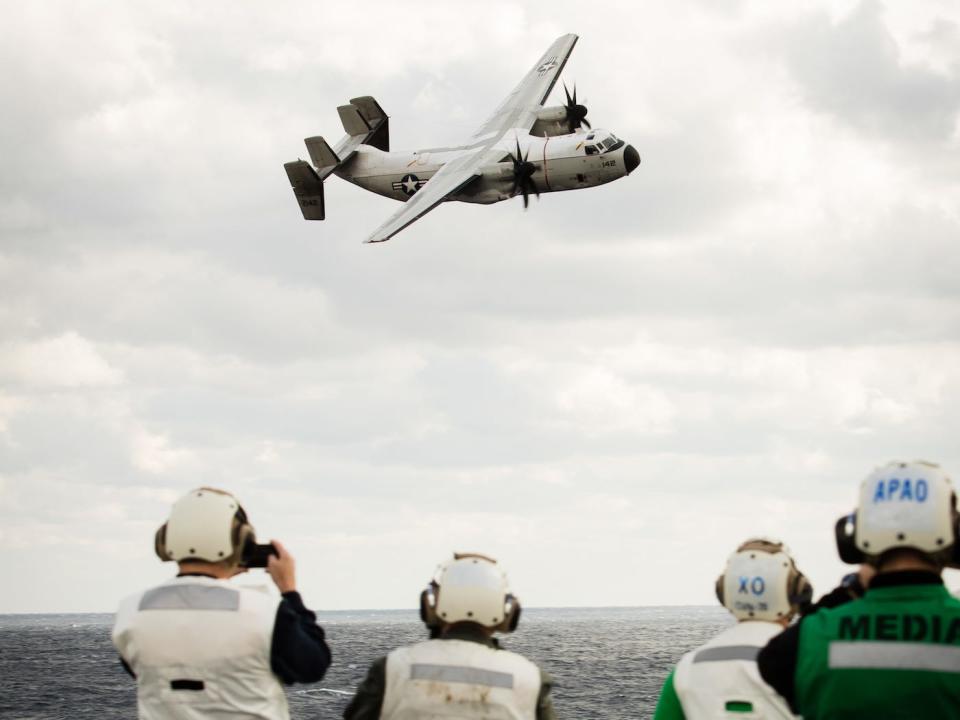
[334,129,639,205]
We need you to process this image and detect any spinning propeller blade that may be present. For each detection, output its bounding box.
[507,138,540,209]
[563,82,590,132]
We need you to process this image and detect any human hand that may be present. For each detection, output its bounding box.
[267,539,297,594]
[842,564,876,599]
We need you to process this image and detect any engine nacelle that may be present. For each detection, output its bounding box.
[530,106,572,137]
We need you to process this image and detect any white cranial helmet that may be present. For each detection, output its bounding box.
[154,487,253,564]
[716,538,812,622]
[421,553,520,632]
[854,461,956,561]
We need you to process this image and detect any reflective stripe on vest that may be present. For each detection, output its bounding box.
[829,641,960,673]
[693,645,760,663]
[139,584,240,611]
[410,663,515,688]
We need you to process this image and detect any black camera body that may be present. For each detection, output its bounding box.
[240,538,278,568]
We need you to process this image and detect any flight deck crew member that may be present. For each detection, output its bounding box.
[653,538,810,719]
[757,460,960,719]
[344,552,556,720]
[112,487,331,720]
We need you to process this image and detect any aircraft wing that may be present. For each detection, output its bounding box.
[364,150,484,244]
[470,33,578,141]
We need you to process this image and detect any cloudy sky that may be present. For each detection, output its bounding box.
[1,0,959,613]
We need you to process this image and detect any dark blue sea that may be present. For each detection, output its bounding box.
[0,606,730,719]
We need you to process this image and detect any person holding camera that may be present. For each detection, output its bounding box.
[112,487,331,719]
[757,461,960,719]
[344,552,556,720]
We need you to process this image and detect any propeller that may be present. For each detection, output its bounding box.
[563,83,590,133]
[507,138,539,209]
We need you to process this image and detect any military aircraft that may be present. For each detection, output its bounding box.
[283,34,639,244]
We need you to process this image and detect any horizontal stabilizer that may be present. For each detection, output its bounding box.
[283,160,325,220]
[304,136,339,174]
[338,104,369,136]
[349,96,389,151]
[350,96,387,125]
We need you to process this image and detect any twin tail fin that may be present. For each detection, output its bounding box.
[283,96,390,221]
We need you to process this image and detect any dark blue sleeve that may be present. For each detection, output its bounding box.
[757,623,800,712]
[270,591,332,684]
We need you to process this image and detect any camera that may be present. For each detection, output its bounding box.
[241,538,278,568]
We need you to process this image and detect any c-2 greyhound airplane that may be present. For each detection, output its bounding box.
[283,34,639,244]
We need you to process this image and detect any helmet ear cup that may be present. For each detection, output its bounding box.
[509,605,521,632]
[420,582,440,627]
[714,575,725,607]
[789,571,813,615]
[231,522,255,566]
[225,503,254,565]
[835,512,867,564]
[154,523,172,562]
[503,594,522,633]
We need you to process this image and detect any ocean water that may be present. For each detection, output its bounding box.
[0,606,730,719]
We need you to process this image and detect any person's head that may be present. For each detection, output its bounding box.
[154,487,256,576]
[835,461,960,573]
[715,538,812,626]
[420,553,521,637]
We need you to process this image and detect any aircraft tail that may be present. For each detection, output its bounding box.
[283,96,390,221]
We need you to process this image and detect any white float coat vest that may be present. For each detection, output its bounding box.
[673,620,797,720]
[381,638,542,720]
[112,575,289,720]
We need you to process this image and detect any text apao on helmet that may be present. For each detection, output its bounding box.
[872,477,929,503]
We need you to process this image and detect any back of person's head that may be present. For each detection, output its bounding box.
[835,460,960,571]
[420,553,521,634]
[154,487,256,569]
[715,538,812,622]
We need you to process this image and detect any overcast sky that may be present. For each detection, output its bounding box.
[1,0,959,613]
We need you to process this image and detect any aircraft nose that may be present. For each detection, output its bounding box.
[623,144,640,174]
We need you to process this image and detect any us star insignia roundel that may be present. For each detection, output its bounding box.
[392,173,426,197]
[537,58,558,74]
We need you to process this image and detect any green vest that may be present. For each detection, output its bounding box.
[795,583,960,719]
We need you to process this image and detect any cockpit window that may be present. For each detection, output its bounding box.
[585,133,625,155]
[605,138,625,153]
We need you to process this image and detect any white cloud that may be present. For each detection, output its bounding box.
[0,332,122,388]
[556,368,678,436]
[0,395,22,436]
[130,427,192,474]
